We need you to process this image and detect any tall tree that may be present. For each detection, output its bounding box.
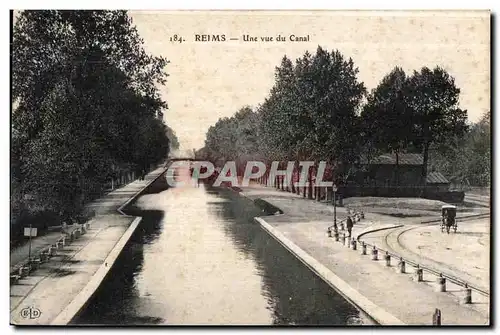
[361,67,411,185]
[12,10,171,229]
[405,66,468,182]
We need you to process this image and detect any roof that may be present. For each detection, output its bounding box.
[426,172,450,184]
[367,153,424,165]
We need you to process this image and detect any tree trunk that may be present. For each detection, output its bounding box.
[308,167,313,199]
[422,142,430,186]
[395,150,399,186]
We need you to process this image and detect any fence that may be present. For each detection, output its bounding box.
[10,222,91,285]
[325,211,489,305]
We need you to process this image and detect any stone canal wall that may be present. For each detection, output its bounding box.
[52,168,167,325]
[239,186,489,325]
[10,167,166,325]
[255,217,402,325]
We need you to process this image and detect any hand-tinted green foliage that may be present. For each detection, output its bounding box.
[12,10,171,230]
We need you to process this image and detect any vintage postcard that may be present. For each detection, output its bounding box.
[10,10,490,326]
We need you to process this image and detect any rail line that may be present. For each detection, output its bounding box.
[362,214,490,298]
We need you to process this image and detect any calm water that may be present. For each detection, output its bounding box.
[72,177,372,325]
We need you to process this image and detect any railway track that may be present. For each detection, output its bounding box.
[378,215,490,297]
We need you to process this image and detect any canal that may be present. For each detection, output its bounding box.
[72,174,373,325]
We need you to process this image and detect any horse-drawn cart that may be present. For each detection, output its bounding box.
[441,205,457,234]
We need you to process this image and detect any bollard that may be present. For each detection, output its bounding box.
[414,266,424,282]
[340,222,345,231]
[397,258,406,273]
[327,228,332,238]
[361,242,367,255]
[432,308,442,325]
[436,274,446,292]
[385,252,391,267]
[334,231,339,242]
[371,246,378,260]
[351,239,357,250]
[463,284,472,304]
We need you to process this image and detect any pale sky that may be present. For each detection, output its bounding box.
[130,10,490,151]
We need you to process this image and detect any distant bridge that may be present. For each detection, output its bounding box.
[166,158,216,165]
[168,157,196,162]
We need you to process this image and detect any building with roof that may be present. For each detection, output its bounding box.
[358,153,450,191]
[426,171,450,192]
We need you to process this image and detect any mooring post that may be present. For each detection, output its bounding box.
[371,246,378,260]
[432,308,442,325]
[414,265,423,282]
[463,284,472,304]
[397,258,406,273]
[385,252,391,267]
[436,274,446,292]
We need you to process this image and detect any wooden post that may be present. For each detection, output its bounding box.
[432,308,441,325]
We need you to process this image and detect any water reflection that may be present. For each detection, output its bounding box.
[73,179,370,325]
[208,187,365,325]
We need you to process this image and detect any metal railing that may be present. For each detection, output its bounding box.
[326,211,490,299]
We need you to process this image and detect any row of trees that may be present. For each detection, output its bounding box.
[11,11,176,235]
[199,46,489,188]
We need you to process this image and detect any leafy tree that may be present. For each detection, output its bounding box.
[361,67,411,184]
[204,106,261,172]
[165,125,180,152]
[430,111,490,186]
[11,10,171,232]
[405,66,468,182]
